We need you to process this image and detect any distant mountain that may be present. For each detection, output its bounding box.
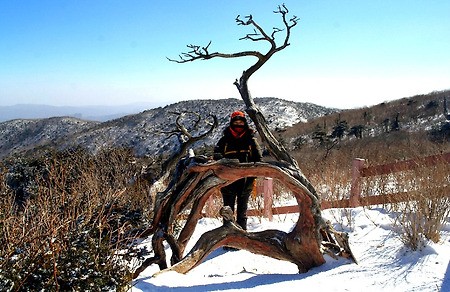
[0,98,336,158]
[0,117,99,158]
[0,102,169,123]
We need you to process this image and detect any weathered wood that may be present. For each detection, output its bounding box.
[133,5,356,280]
[133,158,355,279]
[159,112,218,178]
[154,206,323,276]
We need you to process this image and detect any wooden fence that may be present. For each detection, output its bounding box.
[246,152,450,221]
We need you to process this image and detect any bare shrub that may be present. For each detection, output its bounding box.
[302,153,354,230]
[387,160,450,250]
[290,120,449,244]
[360,153,450,250]
[0,147,151,291]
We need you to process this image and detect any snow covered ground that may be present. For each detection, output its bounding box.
[132,207,450,292]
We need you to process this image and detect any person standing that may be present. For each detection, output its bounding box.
[214,111,262,230]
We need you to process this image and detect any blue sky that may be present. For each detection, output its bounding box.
[1,0,449,109]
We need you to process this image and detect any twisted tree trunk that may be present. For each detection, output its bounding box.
[133,5,357,279]
[134,157,356,279]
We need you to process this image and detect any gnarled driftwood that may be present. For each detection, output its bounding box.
[133,5,356,279]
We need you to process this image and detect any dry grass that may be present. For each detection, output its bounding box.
[373,159,450,250]
[2,123,447,291]
[252,129,449,246]
[0,147,151,291]
[289,124,449,249]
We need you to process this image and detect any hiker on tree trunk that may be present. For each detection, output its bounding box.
[214,111,262,231]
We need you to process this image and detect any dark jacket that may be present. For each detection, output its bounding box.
[214,127,262,163]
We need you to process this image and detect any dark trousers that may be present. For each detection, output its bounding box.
[221,177,255,230]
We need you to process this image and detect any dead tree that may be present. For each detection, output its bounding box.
[145,111,218,196]
[157,111,218,178]
[133,5,356,279]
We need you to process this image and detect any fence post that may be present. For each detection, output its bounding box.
[350,158,365,207]
[263,178,273,221]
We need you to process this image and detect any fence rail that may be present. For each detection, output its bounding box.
[246,152,450,221]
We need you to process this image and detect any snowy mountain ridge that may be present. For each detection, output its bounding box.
[0,97,336,158]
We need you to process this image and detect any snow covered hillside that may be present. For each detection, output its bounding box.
[0,98,335,158]
[132,207,450,292]
[0,117,98,158]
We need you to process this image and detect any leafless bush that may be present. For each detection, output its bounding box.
[292,127,449,246]
[359,153,450,250]
[385,160,449,250]
[0,147,151,291]
[307,156,354,230]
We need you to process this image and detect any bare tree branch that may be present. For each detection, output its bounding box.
[167,46,263,63]
[274,4,299,48]
[154,111,218,179]
[131,5,357,280]
[168,4,306,189]
[133,158,356,279]
[167,4,297,66]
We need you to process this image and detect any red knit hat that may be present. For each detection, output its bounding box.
[230,111,246,122]
[229,111,247,137]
